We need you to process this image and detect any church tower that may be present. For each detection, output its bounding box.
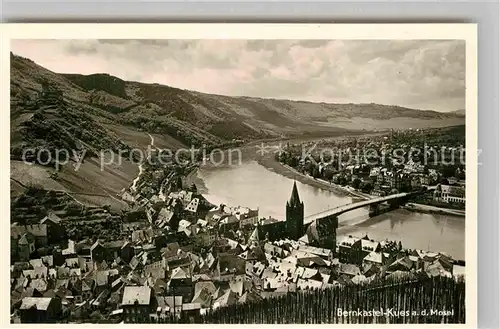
[286,181,304,240]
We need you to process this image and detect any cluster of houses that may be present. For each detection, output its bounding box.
[369,166,436,195]
[433,183,466,204]
[10,191,463,324]
[293,159,465,209]
[10,220,462,324]
[10,156,464,323]
[11,213,65,262]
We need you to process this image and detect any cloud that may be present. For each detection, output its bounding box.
[98,39,171,46]
[10,39,465,112]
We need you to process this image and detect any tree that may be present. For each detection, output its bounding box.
[351,178,361,189]
[302,162,311,176]
[322,168,335,181]
[312,166,320,179]
[441,165,457,179]
[360,181,373,193]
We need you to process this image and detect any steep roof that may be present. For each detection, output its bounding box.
[360,238,380,252]
[170,267,188,280]
[248,227,260,244]
[163,296,183,308]
[338,235,358,247]
[90,240,103,251]
[41,213,62,225]
[214,289,238,308]
[288,181,302,206]
[339,264,361,277]
[388,256,413,271]
[20,297,54,311]
[363,251,383,264]
[26,224,47,237]
[192,284,215,307]
[238,290,262,304]
[121,286,151,306]
[298,234,309,245]
[18,233,35,245]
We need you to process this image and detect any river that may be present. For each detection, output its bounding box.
[196,160,465,260]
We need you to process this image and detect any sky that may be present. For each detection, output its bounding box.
[11,39,465,112]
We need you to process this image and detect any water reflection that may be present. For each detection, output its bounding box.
[198,160,465,259]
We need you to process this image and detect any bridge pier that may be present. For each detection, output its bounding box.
[310,214,339,255]
[326,214,338,256]
[369,204,380,217]
[389,196,409,209]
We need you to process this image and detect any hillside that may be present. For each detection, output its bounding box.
[12,52,464,146]
[10,52,465,207]
[64,75,465,135]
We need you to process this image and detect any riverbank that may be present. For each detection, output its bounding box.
[257,155,468,218]
[186,159,465,218]
[403,203,465,217]
[186,146,465,260]
[256,155,372,201]
[185,165,208,194]
[184,137,465,219]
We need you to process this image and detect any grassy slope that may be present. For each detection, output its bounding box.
[10,53,465,209]
[64,68,465,139]
[10,55,149,209]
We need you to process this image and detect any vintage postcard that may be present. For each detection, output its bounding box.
[1,23,477,326]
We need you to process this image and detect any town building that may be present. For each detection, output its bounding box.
[257,181,304,241]
[121,286,154,323]
[19,297,62,323]
[434,184,466,204]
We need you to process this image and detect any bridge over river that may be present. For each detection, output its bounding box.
[304,187,436,224]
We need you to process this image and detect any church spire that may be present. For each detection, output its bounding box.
[289,181,301,206]
[286,180,304,241]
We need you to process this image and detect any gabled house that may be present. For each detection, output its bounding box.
[121,286,154,323]
[350,236,381,265]
[191,281,216,308]
[17,233,36,262]
[40,213,64,244]
[162,295,183,317]
[338,263,361,278]
[337,235,358,264]
[90,241,105,264]
[212,289,238,310]
[25,224,48,248]
[362,251,384,268]
[387,256,414,273]
[19,297,62,323]
[169,267,193,301]
[120,241,135,263]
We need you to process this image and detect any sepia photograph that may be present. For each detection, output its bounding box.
[5,24,477,325]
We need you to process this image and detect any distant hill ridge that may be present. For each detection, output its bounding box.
[12,52,464,146]
[9,52,465,209]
